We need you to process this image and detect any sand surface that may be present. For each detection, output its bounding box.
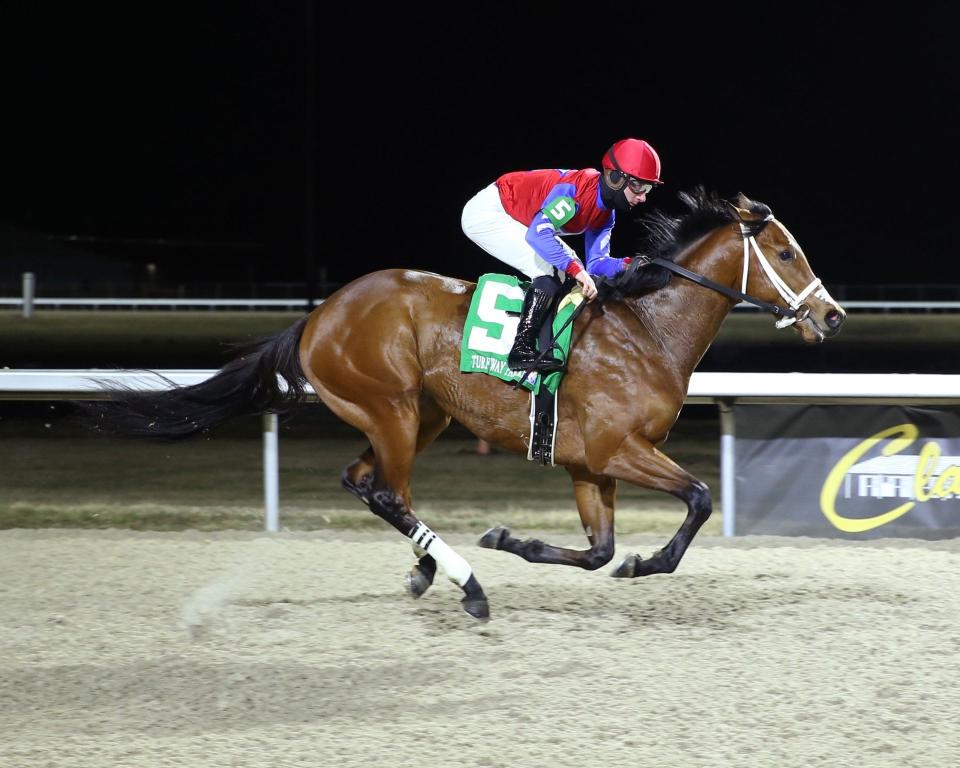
[1,528,959,768]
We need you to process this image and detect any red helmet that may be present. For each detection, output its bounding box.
[602,138,662,184]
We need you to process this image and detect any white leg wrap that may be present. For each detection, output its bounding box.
[409,522,473,587]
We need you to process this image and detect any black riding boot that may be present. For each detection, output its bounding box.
[508,283,565,374]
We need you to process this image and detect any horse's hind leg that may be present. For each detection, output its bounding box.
[334,393,482,615]
[369,409,487,617]
[339,398,451,598]
[343,446,437,595]
[403,396,451,599]
[341,395,450,507]
[342,446,376,505]
[479,466,616,570]
[342,445,437,593]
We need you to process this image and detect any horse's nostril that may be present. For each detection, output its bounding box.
[825,309,844,329]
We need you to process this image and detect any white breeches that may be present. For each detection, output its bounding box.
[461,183,575,279]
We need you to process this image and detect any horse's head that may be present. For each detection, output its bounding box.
[618,188,846,343]
[730,195,846,343]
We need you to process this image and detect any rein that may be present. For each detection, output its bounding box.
[515,217,821,386]
[645,220,821,327]
[647,256,791,318]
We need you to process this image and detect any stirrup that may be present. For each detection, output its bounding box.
[508,348,565,373]
[509,342,567,376]
[531,356,566,374]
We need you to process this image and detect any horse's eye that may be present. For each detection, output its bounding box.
[780,249,795,262]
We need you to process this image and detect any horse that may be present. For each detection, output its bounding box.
[88,188,846,620]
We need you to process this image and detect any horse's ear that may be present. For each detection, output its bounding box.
[726,193,764,222]
[723,197,748,221]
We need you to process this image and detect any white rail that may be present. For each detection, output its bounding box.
[0,297,312,309]
[4,369,960,401]
[4,370,960,533]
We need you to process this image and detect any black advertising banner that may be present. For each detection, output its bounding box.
[733,405,960,538]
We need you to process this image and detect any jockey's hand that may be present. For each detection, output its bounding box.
[576,271,598,301]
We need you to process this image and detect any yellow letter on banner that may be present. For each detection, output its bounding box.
[820,423,919,533]
[914,442,939,502]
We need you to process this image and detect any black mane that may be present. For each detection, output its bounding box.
[606,186,773,297]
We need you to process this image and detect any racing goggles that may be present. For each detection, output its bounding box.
[625,176,655,195]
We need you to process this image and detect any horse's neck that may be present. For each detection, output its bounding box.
[626,230,741,378]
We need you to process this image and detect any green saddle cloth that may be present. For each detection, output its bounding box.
[459,273,582,394]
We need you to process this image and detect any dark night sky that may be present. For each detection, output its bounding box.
[2,2,958,291]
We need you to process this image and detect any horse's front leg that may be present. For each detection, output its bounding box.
[478,466,616,570]
[595,433,712,578]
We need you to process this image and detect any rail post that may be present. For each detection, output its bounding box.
[22,272,35,319]
[718,400,736,537]
[263,412,280,532]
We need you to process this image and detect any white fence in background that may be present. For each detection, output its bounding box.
[3,370,960,533]
[0,297,313,310]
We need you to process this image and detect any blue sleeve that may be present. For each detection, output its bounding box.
[584,213,629,277]
[522,181,582,272]
[525,214,578,271]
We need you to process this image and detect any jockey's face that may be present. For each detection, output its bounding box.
[623,185,648,207]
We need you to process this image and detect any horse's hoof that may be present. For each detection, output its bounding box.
[460,573,490,620]
[478,526,509,549]
[611,553,641,578]
[461,596,490,621]
[612,552,668,578]
[405,566,433,599]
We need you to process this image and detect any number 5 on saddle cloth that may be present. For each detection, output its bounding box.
[459,273,583,465]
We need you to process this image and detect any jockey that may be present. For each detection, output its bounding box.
[461,138,662,373]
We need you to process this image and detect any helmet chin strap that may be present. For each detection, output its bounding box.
[740,220,822,328]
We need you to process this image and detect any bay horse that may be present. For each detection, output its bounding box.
[89,188,846,620]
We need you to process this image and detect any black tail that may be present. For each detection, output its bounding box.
[81,316,311,440]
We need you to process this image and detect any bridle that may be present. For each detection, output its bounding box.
[515,216,825,387]
[646,217,821,328]
[738,220,822,327]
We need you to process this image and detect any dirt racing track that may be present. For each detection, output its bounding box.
[1,529,958,767]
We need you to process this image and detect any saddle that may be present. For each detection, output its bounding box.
[460,274,585,465]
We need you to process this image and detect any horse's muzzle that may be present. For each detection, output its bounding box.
[825,308,845,331]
